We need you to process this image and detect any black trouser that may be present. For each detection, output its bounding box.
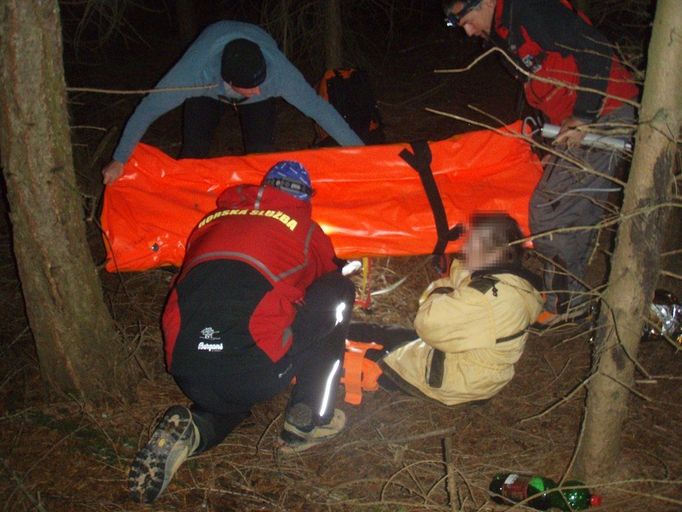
[179,96,277,158]
[286,272,356,422]
[529,105,636,314]
[348,322,417,358]
[174,270,355,453]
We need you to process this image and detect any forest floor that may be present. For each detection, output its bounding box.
[1,5,681,512]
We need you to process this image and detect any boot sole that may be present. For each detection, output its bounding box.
[128,405,193,503]
[278,409,346,454]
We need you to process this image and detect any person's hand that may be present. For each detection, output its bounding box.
[102,160,124,185]
[554,116,587,149]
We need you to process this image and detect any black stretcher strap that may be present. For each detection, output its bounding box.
[496,330,526,343]
[399,141,463,271]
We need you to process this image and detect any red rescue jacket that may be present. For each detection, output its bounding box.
[163,184,338,364]
[493,0,639,124]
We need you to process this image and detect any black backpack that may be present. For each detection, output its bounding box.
[315,68,385,146]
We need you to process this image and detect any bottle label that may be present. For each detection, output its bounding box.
[502,474,531,501]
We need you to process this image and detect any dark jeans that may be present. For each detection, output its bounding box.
[175,271,355,453]
[179,96,277,158]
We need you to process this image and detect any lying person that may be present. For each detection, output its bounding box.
[349,212,543,406]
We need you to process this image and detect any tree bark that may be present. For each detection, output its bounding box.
[573,0,682,480]
[324,0,343,70]
[277,0,292,58]
[659,206,682,296]
[0,0,136,401]
[175,0,198,46]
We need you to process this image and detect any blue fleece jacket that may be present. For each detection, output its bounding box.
[113,21,363,163]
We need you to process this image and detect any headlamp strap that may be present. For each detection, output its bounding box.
[265,177,313,197]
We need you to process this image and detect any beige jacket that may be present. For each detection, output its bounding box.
[382,261,543,406]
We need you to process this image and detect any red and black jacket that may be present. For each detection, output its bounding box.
[163,184,338,368]
[491,0,639,124]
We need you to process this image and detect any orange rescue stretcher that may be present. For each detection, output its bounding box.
[101,121,541,272]
[101,121,542,404]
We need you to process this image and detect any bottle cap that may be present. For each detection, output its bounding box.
[590,494,603,507]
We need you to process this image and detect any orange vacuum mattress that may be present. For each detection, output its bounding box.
[101,122,541,272]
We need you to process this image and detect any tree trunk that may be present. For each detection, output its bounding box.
[175,0,198,46]
[324,0,343,70]
[659,206,682,297]
[278,0,292,58]
[573,0,682,480]
[0,0,136,402]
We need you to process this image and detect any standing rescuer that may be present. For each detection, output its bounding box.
[443,0,639,326]
[128,161,356,504]
[102,21,364,184]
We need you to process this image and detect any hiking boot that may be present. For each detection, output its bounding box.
[279,404,346,454]
[128,405,199,503]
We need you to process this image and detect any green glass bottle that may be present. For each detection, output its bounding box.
[489,473,602,511]
[550,480,602,511]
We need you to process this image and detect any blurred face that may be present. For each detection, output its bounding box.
[228,83,261,97]
[448,0,496,38]
[462,227,504,271]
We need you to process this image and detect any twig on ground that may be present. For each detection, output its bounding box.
[518,375,593,424]
[0,457,50,512]
[443,436,460,512]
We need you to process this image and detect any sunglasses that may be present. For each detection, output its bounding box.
[444,1,481,28]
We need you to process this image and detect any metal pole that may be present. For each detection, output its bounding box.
[541,123,632,152]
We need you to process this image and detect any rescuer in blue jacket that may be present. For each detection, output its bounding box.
[102,21,363,184]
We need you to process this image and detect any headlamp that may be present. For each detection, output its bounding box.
[444,0,482,28]
[264,177,314,199]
